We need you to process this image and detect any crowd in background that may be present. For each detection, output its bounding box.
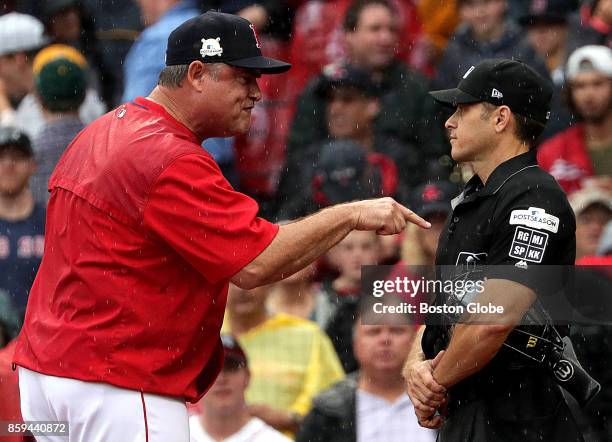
[0,0,610,441]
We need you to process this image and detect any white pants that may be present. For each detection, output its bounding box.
[19,367,189,442]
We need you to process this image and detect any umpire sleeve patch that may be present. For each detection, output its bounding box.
[509,207,559,233]
[509,227,548,263]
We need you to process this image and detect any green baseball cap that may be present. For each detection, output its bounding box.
[35,57,86,112]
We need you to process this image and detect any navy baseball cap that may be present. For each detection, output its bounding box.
[518,0,578,26]
[411,181,460,218]
[165,11,291,74]
[221,334,248,370]
[0,127,32,157]
[316,63,379,97]
[430,59,553,125]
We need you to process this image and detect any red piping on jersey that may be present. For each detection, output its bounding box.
[141,392,149,442]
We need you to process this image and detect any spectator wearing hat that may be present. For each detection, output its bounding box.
[0,12,48,136]
[0,13,105,139]
[121,0,201,102]
[400,181,460,268]
[569,187,612,260]
[538,45,612,194]
[42,0,112,107]
[297,306,437,442]
[278,65,419,219]
[519,0,579,140]
[30,45,87,205]
[287,0,448,186]
[224,283,344,436]
[568,0,612,50]
[278,139,399,219]
[189,335,291,442]
[433,0,549,91]
[0,127,45,320]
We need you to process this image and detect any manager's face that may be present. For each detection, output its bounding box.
[193,63,262,137]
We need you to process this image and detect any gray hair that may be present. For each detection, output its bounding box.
[158,63,225,87]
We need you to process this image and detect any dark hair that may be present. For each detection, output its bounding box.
[480,102,545,149]
[343,0,395,32]
[514,114,546,149]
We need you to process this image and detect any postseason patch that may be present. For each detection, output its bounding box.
[509,207,559,233]
[509,227,548,263]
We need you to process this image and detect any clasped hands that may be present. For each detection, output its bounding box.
[403,350,447,429]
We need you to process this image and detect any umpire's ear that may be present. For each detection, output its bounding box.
[493,105,512,134]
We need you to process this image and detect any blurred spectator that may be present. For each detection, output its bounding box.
[0,12,105,139]
[287,0,426,97]
[279,66,413,217]
[598,220,612,256]
[296,312,436,442]
[318,230,381,373]
[569,187,612,260]
[199,1,295,40]
[279,140,398,219]
[538,45,612,194]
[568,0,612,51]
[41,0,112,106]
[225,284,344,435]
[433,0,549,90]
[189,335,291,442]
[81,0,142,106]
[415,0,460,76]
[0,12,47,136]
[121,0,200,102]
[268,262,318,320]
[401,181,459,267]
[0,127,44,319]
[0,288,21,344]
[519,0,579,140]
[286,0,448,199]
[30,46,86,205]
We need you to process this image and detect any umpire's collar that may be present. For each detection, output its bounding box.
[463,150,538,200]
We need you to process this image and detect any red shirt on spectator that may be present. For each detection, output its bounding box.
[537,124,595,194]
[13,98,278,402]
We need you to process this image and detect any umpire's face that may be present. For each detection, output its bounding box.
[445,102,495,163]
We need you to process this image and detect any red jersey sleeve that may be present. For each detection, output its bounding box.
[143,153,279,284]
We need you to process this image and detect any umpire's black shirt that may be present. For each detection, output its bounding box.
[422,150,583,441]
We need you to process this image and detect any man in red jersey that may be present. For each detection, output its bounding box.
[12,11,429,442]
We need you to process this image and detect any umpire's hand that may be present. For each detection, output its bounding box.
[405,350,447,429]
[351,197,430,235]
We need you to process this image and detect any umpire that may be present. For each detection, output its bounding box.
[404,59,585,441]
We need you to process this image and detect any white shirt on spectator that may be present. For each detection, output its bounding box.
[356,389,437,442]
[189,415,291,442]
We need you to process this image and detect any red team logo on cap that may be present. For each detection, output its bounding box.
[249,24,261,49]
[422,184,442,202]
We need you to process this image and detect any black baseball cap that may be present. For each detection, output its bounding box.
[316,63,379,97]
[518,0,578,26]
[0,127,32,156]
[221,334,248,370]
[411,181,460,218]
[314,140,386,205]
[165,11,291,74]
[430,59,553,125]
